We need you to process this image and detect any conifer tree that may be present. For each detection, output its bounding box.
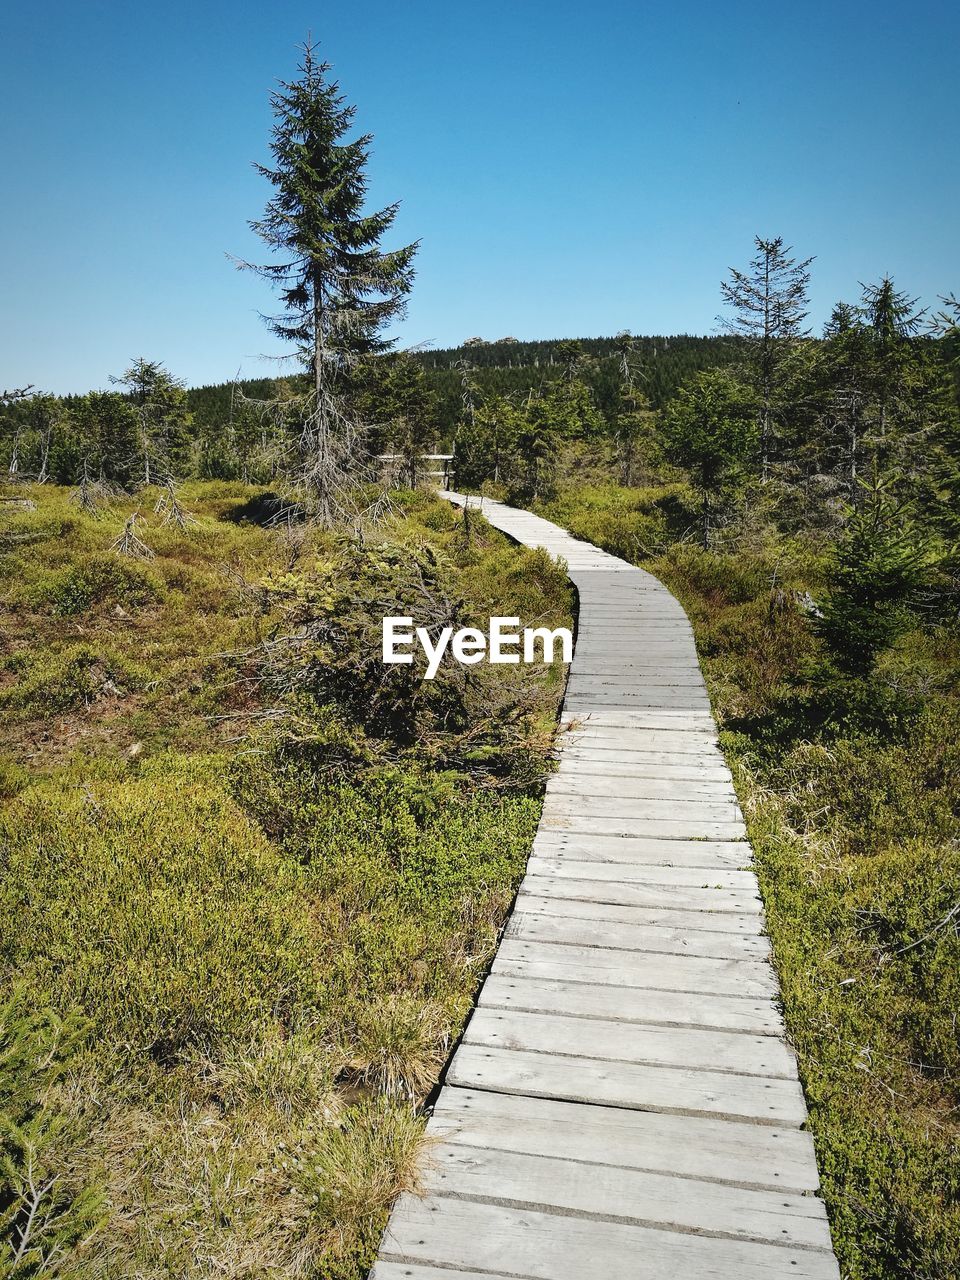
[356,351,438,486]
[859,277,927,454]
[662,368,756,546]
[720,236,813,477]
[110,359,191,487]
[612,331,657,485]
[816,475,928,675]
[243,41,417,521]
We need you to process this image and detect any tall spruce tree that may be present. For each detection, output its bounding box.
[720,236,813,478]
[243,41,417,521]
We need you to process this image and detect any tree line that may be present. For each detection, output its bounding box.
[2,43,958,566]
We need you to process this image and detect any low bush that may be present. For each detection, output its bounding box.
[0,483,568,1278]
[0,644,154,717]
[26,553,162,615]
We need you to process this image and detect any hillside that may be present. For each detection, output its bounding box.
[185,334,747,443]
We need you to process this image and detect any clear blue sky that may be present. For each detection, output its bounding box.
[2,0,957,394]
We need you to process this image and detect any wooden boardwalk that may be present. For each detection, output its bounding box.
[372,494,839,1280]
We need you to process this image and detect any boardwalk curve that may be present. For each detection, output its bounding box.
[372,493,839,1280]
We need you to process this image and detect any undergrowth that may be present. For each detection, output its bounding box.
[0,482,570,1278]
[539,481,960,1280]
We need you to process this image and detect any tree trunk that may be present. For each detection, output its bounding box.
[7,425,22,478]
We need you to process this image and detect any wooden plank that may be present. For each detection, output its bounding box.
[507,911,766,958]
[515,891,762,930]
[528,851,754,879]
[574,629,697,642]
[430,1087,821,1190]
[372,1266,514,1280]
[552,753,733,780]
[425,1143,833,1250]
[556,736,725,753]
[539,814,748,840]
[521,874,760,912]
[561,716,718,736]
[570,651,703,666]
[530,840,751,868]
[380,1196,840,1279]
[569,675,706,689]
[461,1007,796,1078]
[478,973,784,1035]
[564,684,709,700]
[565,692,712,711]
[562,700,709,713]
[565,679,710,700]
[493,937,778,997]
[543,793,741,821]
[525,858,757,888]
[565,692,713,711]
[448,1042,808,1125]
[547,773,737,800]
[554,749,730,772]
[565,675,706,690]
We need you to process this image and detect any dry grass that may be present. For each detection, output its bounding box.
[0,482,568,1278]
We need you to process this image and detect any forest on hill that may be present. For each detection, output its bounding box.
[2,34,960,1280]
[183,332,747,446]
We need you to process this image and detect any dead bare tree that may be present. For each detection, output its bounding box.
[153,477,196,530]
[71,461,104,516]
[2,386,34,480]
[110,513,154,559]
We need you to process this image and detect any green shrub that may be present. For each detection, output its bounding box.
[0,765,321,1059]
[27,555,161,616]
[817,488,931,675]
[0,645,153,716]
[0,989,105,1275]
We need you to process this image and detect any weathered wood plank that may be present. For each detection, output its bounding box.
[425,1143,833,1250]
[542,792,741,821]
[539,814,748,840]
[559,732,725,755]
[379,1196,840,1279]
[561,715,719,736]
[493,937,778,997]
[448,1041,808,1125]
[431,1088,821,1189]
[461,1007,795,1077]
[525,858,757,888]
[372,1266,514,1280]
[565,678,710,698]
[514,890,762,929]
[507,911,768,958]
[528,851,754,880]
[553,753,734,780]
[547,773,735,799]
[478,973,784,1034]
[530,840,751,869]
[556,747,732,773]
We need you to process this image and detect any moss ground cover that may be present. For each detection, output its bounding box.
[0,482,570,1278]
